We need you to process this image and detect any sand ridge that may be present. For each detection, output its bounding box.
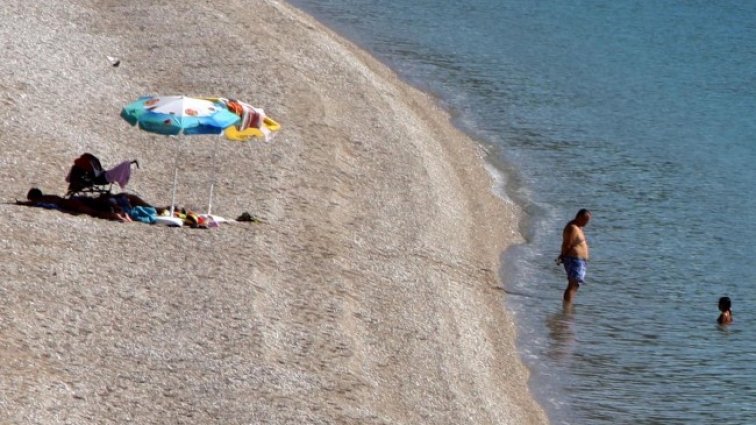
[0,0,548,424]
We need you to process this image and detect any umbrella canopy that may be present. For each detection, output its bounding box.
[121,95,240,135]
[121,95,241,226]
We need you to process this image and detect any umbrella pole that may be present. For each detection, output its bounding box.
[169,135,182,217]
[207,134,220,216]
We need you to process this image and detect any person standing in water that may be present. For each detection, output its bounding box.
[718,297,733,325]
[558,209,591,305]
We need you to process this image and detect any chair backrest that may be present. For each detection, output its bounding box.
[66,153,110,196]
[73,153,103,174]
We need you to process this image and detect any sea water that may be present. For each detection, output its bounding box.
[288,1,756,423]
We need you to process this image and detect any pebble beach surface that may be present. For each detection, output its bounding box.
[0,1,548,424]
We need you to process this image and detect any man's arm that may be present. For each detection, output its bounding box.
[561,224,576,257]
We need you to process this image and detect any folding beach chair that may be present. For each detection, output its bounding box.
[65,153,139,197]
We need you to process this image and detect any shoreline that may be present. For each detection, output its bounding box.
[0,0,548,423]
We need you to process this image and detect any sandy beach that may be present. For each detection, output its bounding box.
[0,1,548,423]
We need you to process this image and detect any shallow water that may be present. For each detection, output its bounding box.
[289,1,756,423]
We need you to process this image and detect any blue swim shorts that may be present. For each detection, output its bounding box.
[562,256,587,284]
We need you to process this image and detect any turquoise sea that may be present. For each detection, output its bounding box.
[289,1,756,424]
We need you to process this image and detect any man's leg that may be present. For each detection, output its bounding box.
[563,279,580,304]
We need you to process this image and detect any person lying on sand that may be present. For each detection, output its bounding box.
[17,188,130,221]
[718,296,733,325]
[17,188,165,223]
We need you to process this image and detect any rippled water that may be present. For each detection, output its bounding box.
[289,1,756,423]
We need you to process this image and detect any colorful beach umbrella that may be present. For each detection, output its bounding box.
[121,95,240,136]
[121,95,241,226]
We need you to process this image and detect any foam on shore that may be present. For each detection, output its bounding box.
[0,1,548,423]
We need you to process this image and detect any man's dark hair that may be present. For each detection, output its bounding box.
[27,188,43,201]
[575,208,591,219]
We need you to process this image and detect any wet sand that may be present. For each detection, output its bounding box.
[0,1,548,423]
